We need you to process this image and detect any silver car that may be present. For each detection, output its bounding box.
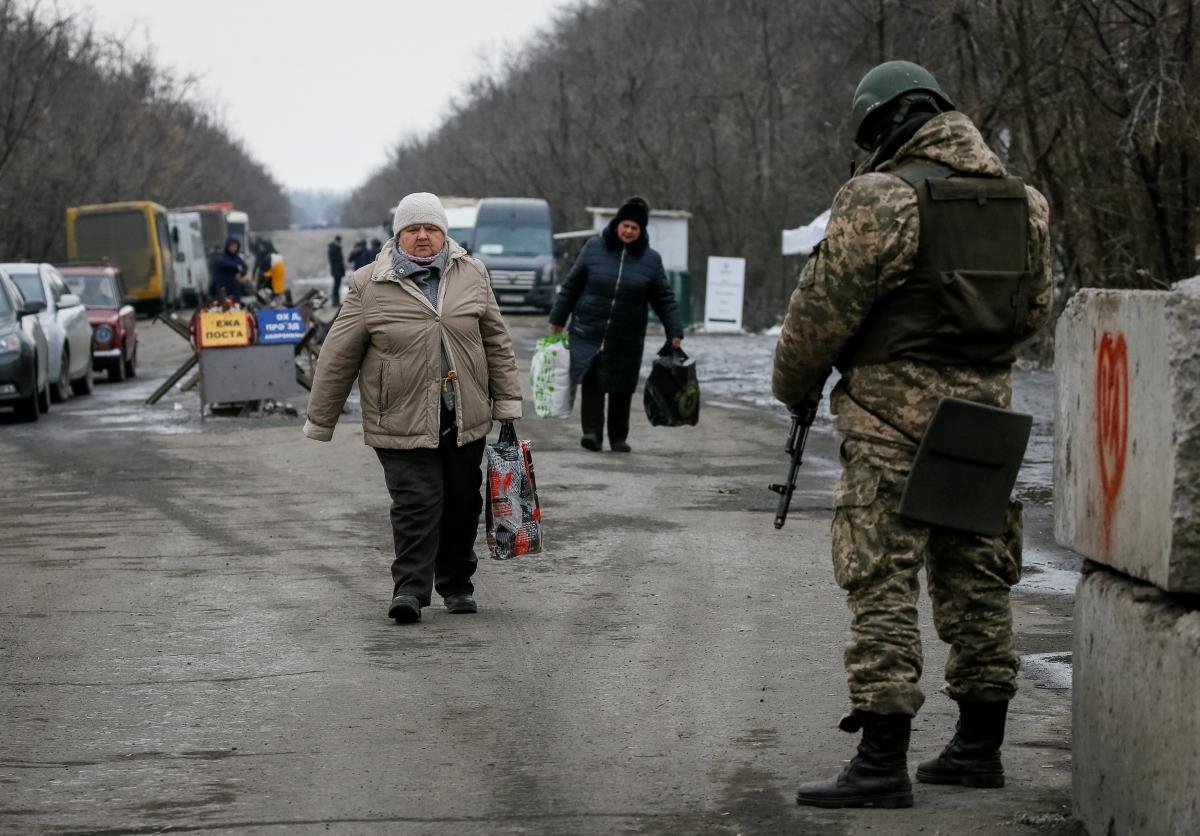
[1,262,94,401]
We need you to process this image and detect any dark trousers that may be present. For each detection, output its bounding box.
[375,409,486,605]
[330,273,344,305]
[580,365,632,445]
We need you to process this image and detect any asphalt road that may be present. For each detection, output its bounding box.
[1,311,1079,834]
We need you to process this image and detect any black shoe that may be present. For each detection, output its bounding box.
[444,593,478,614]
[610,440,631,453]
[388,594,421,624]
[580,434,601,451]
[796,713,914,809]
[916,700,1007,788]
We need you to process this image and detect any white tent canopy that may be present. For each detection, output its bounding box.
[781,208,830,256]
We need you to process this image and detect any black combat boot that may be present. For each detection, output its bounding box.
[916,700,1007,788]
[795,712,914,808]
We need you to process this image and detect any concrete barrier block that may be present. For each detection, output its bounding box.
[1073,568,1200,835]
[1054,284,1200,592]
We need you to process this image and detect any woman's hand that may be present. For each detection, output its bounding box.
[549,325,564,335]
[671,336,682,349]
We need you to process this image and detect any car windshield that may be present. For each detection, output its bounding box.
[472,224,552,257]
[7,270,45,305]
[64,273,119,306]
[0,285,12,318]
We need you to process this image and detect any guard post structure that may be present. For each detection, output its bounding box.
[195,307,302,417]
[1053,278,1200,835]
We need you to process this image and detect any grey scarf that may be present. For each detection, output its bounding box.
[391,244,448,308]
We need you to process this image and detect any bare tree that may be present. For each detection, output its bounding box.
[0,0,289,261]
[343,0,1200,328]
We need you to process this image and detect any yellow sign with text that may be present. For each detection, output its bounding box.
[198,311,252,348]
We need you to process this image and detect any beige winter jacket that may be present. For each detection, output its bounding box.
[303,238,522,448]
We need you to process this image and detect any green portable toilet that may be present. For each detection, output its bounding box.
[647,270,693,330]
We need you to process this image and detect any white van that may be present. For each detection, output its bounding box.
[168,211,211,305]
[225,210,249,252]
[444,202,478,251]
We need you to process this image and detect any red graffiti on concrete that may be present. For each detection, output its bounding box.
[1095,331,1129,550]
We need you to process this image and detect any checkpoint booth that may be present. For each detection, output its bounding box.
[194,307,303,416]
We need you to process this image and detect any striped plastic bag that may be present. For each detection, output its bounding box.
[485,423,544,559]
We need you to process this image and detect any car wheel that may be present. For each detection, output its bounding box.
[37,372,50,413]
[71,353,94,396]
[13,386,39,421]
[109,354,127,382]
[13,360,40,422]
[124,348,137,378]
[51,351,71,403]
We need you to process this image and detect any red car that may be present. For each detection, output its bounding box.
[60,265,138,382]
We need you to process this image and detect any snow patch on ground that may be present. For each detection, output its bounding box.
[661,331,1057,503]
[1020,652,1073,690]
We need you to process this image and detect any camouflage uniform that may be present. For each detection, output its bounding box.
[773,112,1052,718]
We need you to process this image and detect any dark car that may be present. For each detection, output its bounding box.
[60,265,138,382]
[471,197,556,312]
[0,269,50,421]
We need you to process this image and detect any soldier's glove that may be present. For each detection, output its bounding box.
[791,380,826,424]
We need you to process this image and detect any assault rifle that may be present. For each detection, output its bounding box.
[768,396,821,530]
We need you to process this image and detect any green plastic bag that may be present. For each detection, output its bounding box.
[530,333,574,418]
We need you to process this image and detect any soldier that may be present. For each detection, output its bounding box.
[774,61,1052,808]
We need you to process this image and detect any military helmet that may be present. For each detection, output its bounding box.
[851,60,954,150]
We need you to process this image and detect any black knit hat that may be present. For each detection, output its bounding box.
[614,195,650,229]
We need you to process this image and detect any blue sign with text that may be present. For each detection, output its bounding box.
[256,308,306,344]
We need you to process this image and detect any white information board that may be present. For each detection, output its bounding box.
[704,256,746,332]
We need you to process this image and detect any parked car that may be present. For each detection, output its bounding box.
[1,262,93,401]
[0,269,50,421]
[470,197,556,312]
[60,265,139,382]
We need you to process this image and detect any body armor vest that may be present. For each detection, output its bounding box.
[839,162,1034,369]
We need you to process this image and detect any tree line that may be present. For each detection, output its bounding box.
[343,0,1198,332]
[0,0,289,263]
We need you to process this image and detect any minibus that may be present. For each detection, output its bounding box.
[66,201,177,313]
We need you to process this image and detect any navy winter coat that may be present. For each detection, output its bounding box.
[548,222,684,394]
[207,238,248,299]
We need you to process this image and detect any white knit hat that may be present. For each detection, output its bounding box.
[391,192,448,235]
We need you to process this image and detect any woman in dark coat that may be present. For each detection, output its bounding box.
[548,196,684,452]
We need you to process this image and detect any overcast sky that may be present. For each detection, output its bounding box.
[70,1,572,193]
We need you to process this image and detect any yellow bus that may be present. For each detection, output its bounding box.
[66,201,178,313]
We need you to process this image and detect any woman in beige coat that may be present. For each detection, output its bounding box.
[304,192,522,624]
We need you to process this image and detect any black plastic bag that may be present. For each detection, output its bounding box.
[644,342,700,427]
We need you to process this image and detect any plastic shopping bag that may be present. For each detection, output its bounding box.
[485,423,544,559]
[530,333,574,418]
[644,342,700,427]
